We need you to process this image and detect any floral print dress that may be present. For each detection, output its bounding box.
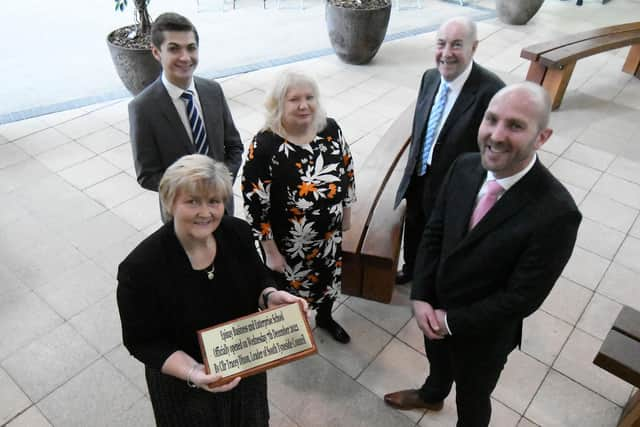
[242,119,356,307]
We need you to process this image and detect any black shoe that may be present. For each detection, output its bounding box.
[396,271,412,285]
[316,316,351,343]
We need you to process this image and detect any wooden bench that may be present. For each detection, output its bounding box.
[521,22,640,110]
[593,305,640,427]
[342,102,414,303]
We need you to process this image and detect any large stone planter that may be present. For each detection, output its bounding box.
[326,2,391,65]
[496,0,544,25]
[107,27,161,95]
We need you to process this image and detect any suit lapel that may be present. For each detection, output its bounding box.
[155,80,195,154]
[450,160,486,245]
[414,75,440,143]
[457,160,542,252]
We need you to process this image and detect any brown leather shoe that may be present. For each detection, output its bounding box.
[383,389,444,411]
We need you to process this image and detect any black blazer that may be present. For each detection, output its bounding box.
[117,216,274,369]
[411,153,581,351]
[128,76,243,197]
[394,63,504,209]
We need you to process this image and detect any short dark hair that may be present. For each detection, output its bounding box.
[151,12,199,48]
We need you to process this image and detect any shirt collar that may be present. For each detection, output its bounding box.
[440,60,474,93]
[487,154,537,191]
[161,73,196,101]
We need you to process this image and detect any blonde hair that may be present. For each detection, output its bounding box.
[262,70,327,134]
[159,154,232,219]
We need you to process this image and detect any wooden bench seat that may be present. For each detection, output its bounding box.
[594,305,640,427]
[521,21,640,110]
[342,102,414,303]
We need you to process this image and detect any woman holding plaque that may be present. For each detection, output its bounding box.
[242,71,356,344]
[117,154,306,427]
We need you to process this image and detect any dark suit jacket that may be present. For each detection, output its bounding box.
[117,216,274,369]
[394,62,504,210]
[129,76,243,199]
[411,153,581,353]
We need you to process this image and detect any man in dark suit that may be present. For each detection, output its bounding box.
[384,82,582,426]
[395,16,505,285]
[128,12,243,215]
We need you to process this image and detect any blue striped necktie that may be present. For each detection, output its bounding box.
[418,83,449,176]
[180,90,209,155]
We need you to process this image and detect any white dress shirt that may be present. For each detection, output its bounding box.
[425,61,474,166]
[161,73,203,144]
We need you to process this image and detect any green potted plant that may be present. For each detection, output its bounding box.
[107,0,161,95]
[325,0,392,65]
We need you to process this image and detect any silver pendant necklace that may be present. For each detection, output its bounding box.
[206,264,215,280]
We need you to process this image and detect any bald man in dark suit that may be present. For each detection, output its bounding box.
[385,82,581,426]
[394,16,504,285]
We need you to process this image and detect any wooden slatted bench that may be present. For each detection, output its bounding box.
[342,101,414,303]
[593,305,640,427]
[521,21,640,110]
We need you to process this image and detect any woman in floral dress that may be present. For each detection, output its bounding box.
[242,71,356,343]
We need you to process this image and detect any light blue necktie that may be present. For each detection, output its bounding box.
[180,90,209,155]
[418,83,449,176]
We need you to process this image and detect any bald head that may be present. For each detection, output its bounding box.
[492,82,551,131]
[438,16,477,43]
[435,16,478,81]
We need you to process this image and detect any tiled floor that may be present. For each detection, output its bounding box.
[2,1,640,426]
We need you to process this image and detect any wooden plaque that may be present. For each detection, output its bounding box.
[197,302,316,386]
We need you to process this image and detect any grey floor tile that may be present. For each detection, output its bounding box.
[489,399,521,427]
[13,127,71,158]
[550,158,602,190]
[35,260,114,320]
[1,323,99,401]
[561,247,610,290]
[541,277,592,326]
[0,262,27,297]
[396,316,425,355]
[54,114,110,140]
[521,310,572,366]
[0,290,63,360]
[607,156,640,185]
[5,406,52,427]
[37,358,143,427]
[109,396,155,427]
[88,231,145,278]
[268,354,414,427]
[62,211,138,260]
[0,158,53,194]
[0,144,30,169]
[59,156,121,190]
[315,305,392,378]
[417,389,458,427]
[344,294,412,335]
[100,144,136,175]
[35,142,95,173]
[579,192,638,233]
[111,191,160,231]
[269,402,299,427]
[358,338,428,423]
[84,172,143,209]
[576,293,622,340]
[517,418,539,427]
[525,370,621,427]
[592,173,640,210]
[597,262,640,311]
[76,127,128,154]
[576,218,625,260]
[0,367,32,425]
[553,328,632,406]
[104,345,147,394]
[494,350,549,415]
[69,292,122,355]
[614,235,640,273]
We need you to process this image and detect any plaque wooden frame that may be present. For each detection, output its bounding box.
[197,302,316,386]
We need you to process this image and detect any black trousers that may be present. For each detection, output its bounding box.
[401,173,431,277]
[419,335,510,427]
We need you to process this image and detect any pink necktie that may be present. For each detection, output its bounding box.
[469,180,503,229]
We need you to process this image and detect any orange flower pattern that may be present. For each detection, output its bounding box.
[241,119,356,307]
